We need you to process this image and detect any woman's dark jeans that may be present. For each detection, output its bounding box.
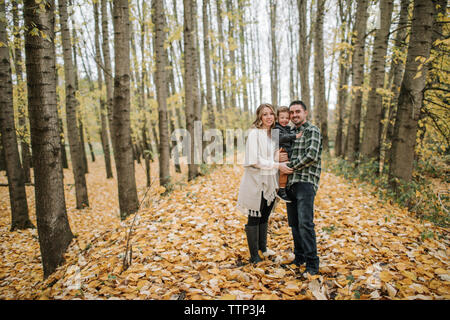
[286,182,319,272]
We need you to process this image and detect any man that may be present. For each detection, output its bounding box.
[278,100,323,276]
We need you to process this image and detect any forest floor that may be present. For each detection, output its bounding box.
[0,159,449,300]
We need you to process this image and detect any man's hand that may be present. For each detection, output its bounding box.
[296,131,303,139]
[279,162,294,174]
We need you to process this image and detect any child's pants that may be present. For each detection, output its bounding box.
[279,148,289,188]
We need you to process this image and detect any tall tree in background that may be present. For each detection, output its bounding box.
[334,0,352,157]
[297,0,311,110]
[69,5,89,175]
[93,0,113,179]
[184,0,200,180]
[361,0,394,164]
[383,0,410,162]
[215,0,226,110]
[12,0,32,183]
[344,0,368,161]
[140,0,152,188]
[313,0,328,152]
[269,0,278,107]
[112,0,139,219]
[101,0,115,148]
[153,0,171,188]
[226,0,237,109]
[389,0,438,186]
[203,0,216,128]
[23,0,73,278]
[0,0,33,231]
[238,0,249,113]
[58,0,89,209]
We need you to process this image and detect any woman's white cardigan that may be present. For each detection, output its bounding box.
[236,128,279,217]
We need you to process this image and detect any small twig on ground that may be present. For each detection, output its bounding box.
[437,190,449,215]
[121,177,156,273]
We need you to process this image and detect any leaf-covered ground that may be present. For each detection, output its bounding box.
[0,159,449,300]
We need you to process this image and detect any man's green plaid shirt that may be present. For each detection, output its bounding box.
[286,121,322,193]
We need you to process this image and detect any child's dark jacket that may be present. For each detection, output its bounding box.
[274,123,297,157]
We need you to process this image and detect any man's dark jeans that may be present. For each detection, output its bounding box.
[286,182,319,272]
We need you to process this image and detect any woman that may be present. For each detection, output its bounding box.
[236,103,283,264]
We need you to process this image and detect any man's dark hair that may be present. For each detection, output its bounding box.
[289,100,307,111]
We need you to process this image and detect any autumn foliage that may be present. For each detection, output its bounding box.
[1,159,448,300]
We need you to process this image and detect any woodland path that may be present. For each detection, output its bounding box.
[0,159,448,300]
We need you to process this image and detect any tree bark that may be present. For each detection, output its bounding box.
[93,0,113,179]
[184,0,200,180]
[383,0,410,168]
[78,117,89,173]
[344,0,368,161]
[226,0,237,109]
[313,0,328,152]
[0,1,34,231]
[334,0,351,158]
[238,0,249,113]
[297,0,311,109]
[216,0,227,109]
[361,0,394,163]
[153,0,171,188]
[101,0,115,149]
[12,0,32,183]
[203,0,216,128]
[269,0,278,107]
[58,0,89,209]
[23,0,73,278]
[112,0,139,219]
[388,0,437,185]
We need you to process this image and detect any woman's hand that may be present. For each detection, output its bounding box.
[275,148,289,162]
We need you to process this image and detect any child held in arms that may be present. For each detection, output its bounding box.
[274,106,302,203]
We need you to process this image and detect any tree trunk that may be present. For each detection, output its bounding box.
[112,0,139,219]
[226,0,237,109]
[344,0,368,161]
[216,0,228,109]
[0,1,34,231]
[288,2,296,102]
[78,117,89,173]
[388,0,437,186]
[297,0,311,109]
[12,0,32,183]
[313,0,328,152]
[269,0,278,107]
[169,109,182,173]
[383,0,410,169]
[0,138,6,171]
[238,0,249,113]
[93,1,113,179]
[101,0,115,149]
[58,106,69,169]
[23,0,74,278]
[184,0,200,180]
[58,0,89,209]
[360,0,394,163]
[334,0,351,158]
[203,0,216,128]
[153,0,171,189]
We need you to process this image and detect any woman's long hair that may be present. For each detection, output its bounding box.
[251,103,277,130]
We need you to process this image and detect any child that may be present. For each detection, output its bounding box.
[275,106,302,203]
